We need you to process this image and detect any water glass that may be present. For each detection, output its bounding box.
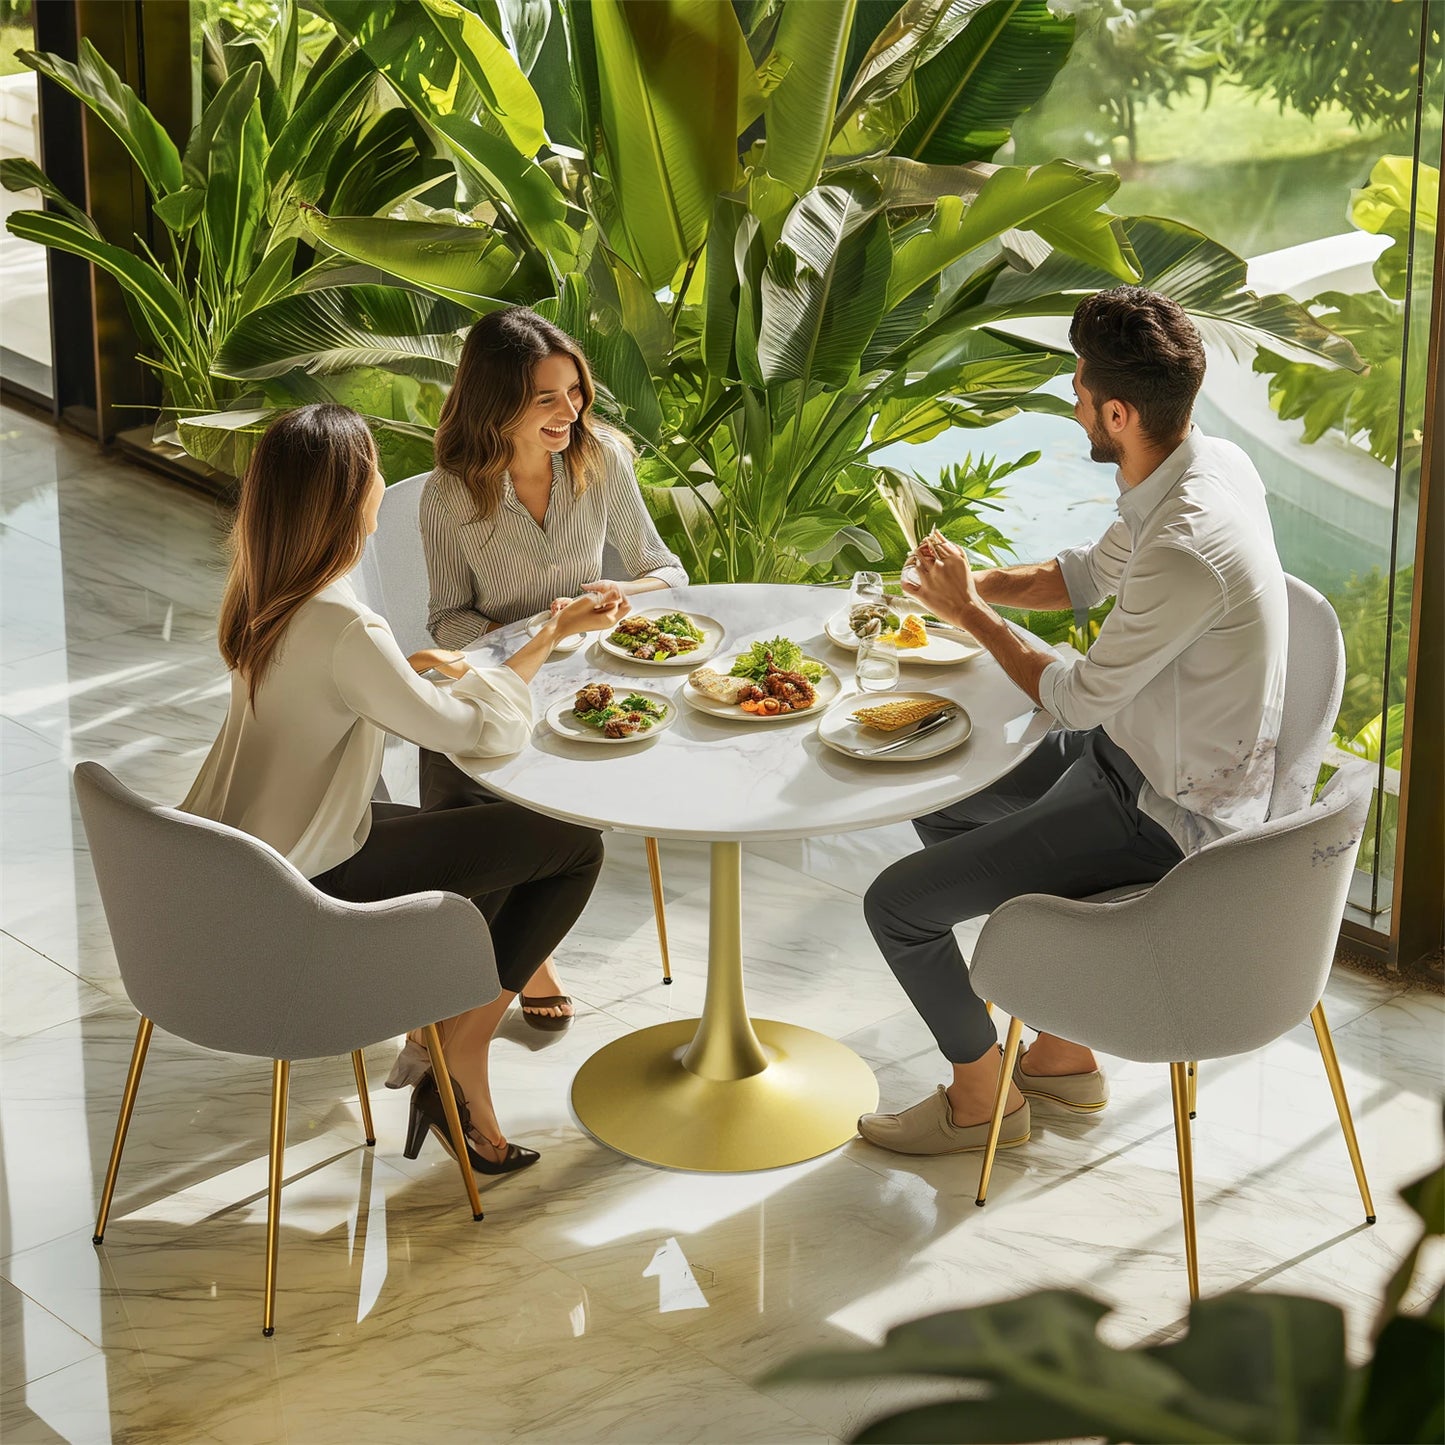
[855,628,900,693]
[850,570,885,606]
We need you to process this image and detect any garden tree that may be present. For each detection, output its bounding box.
[1055,0,1442,163]
[4,0,1359,583]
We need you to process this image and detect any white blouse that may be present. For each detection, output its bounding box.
[181,575,533,877]
[420,429,687,646]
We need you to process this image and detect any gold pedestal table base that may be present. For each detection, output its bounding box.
[572,842,879,1171]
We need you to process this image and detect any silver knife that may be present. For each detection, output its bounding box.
[856,708,957,757]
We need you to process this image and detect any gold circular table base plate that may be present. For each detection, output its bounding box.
[572,1019,880,1172]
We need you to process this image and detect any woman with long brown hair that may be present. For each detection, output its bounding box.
[183,403,628,1175]
[418,305,687,1029]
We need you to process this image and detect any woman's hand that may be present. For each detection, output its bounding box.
[554,592,629,637]
[580,579,629,611]
[406,648,469,680]
[548,596,575,617]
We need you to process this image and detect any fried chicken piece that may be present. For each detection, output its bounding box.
[653,633,681,656]
[616,616,652,636]
[603,716,639,738]
[574,682,614,712]
[635,643,657,660]
[761,666,816,710]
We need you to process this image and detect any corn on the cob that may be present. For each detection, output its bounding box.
[851,697,952,732]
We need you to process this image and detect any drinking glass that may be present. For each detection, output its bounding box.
[854,619,900,693]
[850,570,885,606]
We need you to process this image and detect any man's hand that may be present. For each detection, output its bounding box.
[900,530,983,627]
[406,648,469,680]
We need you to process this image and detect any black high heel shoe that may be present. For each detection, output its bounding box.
[402,1074,540,1176]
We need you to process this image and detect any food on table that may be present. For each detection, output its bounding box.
[687,667,757,705]
[737,656,817,714]
[849,602,900,637]
[607,611,705,660]
[571,682,668,738]
[728,636,825,684]
[880,614,930,649]
[851,697,954,732]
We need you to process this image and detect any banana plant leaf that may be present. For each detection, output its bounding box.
[5,209,195,362]
[0,156,100,236]
[315,0,545,157]
[761,0,859,194]
[184,64,268,294]
[896,0,1074,164]
[834,0,995,133]
[18,41,184,198]
[758,180,893,388]
[264,46,377,215]
[982,216,1364,369]
[324,109,450,219]
[296,207,521,309]
[590,0,757,288]
[214,285,470,383]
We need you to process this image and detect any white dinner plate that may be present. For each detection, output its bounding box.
[527,610,586,653]
[824,608,982,665]
[817,690,972,762]
[545,688,677,745]
[597,609,724,667]
[682,653,841,722]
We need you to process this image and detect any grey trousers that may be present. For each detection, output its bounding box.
[863,727,1183,1065]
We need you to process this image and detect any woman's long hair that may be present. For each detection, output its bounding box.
[432,306,612,526]
[218,404,376,704]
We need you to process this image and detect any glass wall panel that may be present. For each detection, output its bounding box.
[882,0,1441,927]
[0,0,52,400]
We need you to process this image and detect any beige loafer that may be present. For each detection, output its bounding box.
[1013,1048,1109,1113]
[857,1086,1030,1155]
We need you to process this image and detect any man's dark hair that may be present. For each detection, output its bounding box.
[1069,286,1205,443]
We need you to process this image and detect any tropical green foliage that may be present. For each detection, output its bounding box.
[771,1149,1445,1443]
[6,0,1360,582]
[1254,157,1437,480]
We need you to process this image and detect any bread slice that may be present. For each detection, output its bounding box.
[852,697,953,732]
[689,667,754,704]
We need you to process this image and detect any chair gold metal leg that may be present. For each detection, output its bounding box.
[1310,1002,1376,1224]
[423,1025,484,1221]
[984,1000,994,1017]
[644,836,672,984]
[976,1015,1024,1207]
[351,1050,376,1146]
[262,1059,289,1337]
[1187,1062,1198,1120]
[93,1015,154,1245]
[1169,1062,1200,1301]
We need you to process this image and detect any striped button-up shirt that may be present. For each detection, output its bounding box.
[1039,428,1288,854]
[420,431,687,646]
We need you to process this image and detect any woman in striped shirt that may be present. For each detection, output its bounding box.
[417,307,687,1028]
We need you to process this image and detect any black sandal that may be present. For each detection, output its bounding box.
[520,994,574,1033]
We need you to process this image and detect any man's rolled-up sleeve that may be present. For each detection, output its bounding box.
[1039,545,1226,731]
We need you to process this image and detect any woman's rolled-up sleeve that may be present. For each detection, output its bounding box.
[333,617,533,758]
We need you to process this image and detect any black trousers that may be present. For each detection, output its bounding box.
[863,727,1183,1065]
[310,797,604,995]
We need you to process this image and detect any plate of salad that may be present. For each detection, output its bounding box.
[545,684,676,746]
[683,636,840,721]
[598,609,722,666]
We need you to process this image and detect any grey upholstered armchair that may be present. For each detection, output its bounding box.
[969,576,1377,1299]
[74,762,499,1335]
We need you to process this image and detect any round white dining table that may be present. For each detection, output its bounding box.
[454,583,1053,1172]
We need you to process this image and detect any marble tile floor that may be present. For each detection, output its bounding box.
[2,399,1442,1444]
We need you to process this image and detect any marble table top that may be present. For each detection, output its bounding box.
[453,583,1053,841]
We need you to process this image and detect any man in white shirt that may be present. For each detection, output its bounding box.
[858,285,1288,1157]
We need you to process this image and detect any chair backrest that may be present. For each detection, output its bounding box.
[971,762,1375,1064]
[354,473,431,656]
[73,763,495,1060]
[1270,574,1346,818]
